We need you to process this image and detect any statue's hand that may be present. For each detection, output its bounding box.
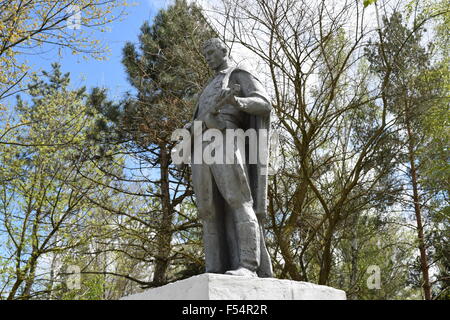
[218,88,237,106]
[214,84,241,114]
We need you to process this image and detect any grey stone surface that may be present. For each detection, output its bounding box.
[120,273,346,300]
[189,38,273,278]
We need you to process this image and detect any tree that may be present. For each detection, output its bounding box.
[366,10,449,299]
[0,0,129,103]
[88,0,216,287]
[207,0,408,287]
[0,63,123,299]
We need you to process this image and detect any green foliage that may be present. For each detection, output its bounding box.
[363,0,377,8]
[83,0,216,288]
[1,0,448,300]
[366,9,449,299]
[0,0,130,103]
[0,63,124,299]
[417,61,450,194]
[117,0,216,146]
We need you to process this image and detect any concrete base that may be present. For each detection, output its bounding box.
[120,273,346,300]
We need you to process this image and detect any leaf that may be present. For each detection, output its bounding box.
[363,0,377,7]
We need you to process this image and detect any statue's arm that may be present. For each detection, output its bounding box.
[231,70,271,116]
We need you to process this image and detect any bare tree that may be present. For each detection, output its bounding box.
[204,0,410,286]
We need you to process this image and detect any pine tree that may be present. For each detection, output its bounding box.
[366,11,446,300]
[89,0,216,286]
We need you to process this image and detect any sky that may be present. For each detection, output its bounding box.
[7,0,173,106]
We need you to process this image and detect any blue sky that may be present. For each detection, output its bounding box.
[9,1,171,105]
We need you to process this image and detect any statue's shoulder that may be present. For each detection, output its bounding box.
[230,64,254,76]
[229,64,263,84]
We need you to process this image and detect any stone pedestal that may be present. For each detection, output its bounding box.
[120,273,346,300]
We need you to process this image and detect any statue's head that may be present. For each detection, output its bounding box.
[202,38,229,71]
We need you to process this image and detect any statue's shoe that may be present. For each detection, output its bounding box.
[225,267,257,277]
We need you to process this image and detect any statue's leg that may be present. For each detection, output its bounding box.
[202,207,230,274]
[210,161,261,277]
[233,203,261,275]
[224,201,239,270]
[191,163,230,273]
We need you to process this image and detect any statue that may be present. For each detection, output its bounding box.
[181,38,273,278]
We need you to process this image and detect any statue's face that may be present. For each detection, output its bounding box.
[203,45,226,70]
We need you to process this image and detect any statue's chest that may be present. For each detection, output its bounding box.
[198,74,224,114]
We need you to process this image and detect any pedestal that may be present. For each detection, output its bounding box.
[120,273,346,300]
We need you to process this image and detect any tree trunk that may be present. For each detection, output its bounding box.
[7,277,23,300]
[153,144,173,286]
[277,179,308,281]
[319,217,337,285]
[349,216,359,299]
[406,121,432,300]
[21,258,37,299]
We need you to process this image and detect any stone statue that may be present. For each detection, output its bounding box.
[184,38,273,278]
